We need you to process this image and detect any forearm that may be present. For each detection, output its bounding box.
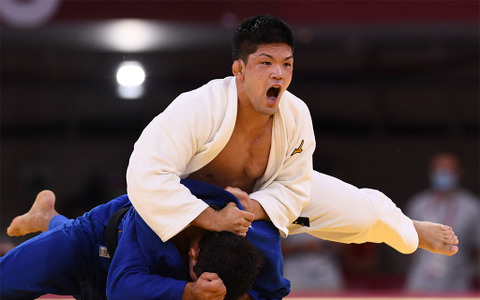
[191,207,218,232]
[248,198,269,221]
[127,164,209,241]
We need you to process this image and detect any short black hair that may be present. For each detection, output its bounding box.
[232,14,295,63]
[193,231,264,300]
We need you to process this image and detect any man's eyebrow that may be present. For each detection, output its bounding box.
[258,53,294,61]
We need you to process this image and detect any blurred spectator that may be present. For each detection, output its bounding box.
[405,151,480,292]
[282,233,345,291]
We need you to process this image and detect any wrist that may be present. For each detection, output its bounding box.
[182,282,195,300]
[191,207,218,232]
[250,199,268,221]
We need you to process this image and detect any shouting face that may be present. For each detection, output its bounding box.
[234,43,293,116]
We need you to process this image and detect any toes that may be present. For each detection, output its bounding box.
[6,225,20,237]
[452,235,459,245]
[442,225,454,235]
[447,245,459,256]
[440,226,457,241]
[6,226,15,236]
[443,232,459,244]
[6,217,20,236]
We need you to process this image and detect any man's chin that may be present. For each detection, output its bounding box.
[261,108,278,116]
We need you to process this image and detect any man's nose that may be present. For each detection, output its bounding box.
[271,64,283,79]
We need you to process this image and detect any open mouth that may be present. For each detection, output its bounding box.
[266,86,280,102]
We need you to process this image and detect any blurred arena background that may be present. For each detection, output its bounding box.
[1,0,479,297]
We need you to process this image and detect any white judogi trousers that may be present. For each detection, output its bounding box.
[288,171,419,254]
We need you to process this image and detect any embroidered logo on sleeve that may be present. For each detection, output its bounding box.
[290,140,304,156]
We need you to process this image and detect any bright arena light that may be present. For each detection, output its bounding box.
[101,19,161,52]
[116,61,145,99]
[116,61,145,87]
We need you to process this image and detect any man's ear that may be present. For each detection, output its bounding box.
[232,59,245,80]
[189,247,200,261]
[188,247,200,281]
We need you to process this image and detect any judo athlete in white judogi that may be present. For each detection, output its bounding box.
[127,15,459,262]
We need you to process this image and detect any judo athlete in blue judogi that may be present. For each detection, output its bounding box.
[0,179,290,300]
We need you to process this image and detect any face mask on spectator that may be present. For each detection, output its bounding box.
[430,170,458,192]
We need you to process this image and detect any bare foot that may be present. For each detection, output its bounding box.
[7,190,59,237]
[413,220,459,256]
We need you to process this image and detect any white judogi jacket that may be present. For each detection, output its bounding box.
[127,76,419,254]
[127,76,315,241]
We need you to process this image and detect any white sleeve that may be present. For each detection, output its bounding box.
[288,171,419,254]
[126,94,211,242]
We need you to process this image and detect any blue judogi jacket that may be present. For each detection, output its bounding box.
[107,179,290,299]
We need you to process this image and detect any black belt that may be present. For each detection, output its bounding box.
[105,207,130,259]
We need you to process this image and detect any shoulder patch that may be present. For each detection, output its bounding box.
[99,246,111,258]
